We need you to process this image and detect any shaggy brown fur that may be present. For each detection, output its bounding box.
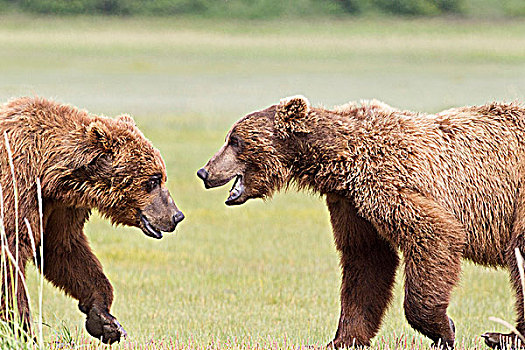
[0,97,184,343]
[198,96,525,349]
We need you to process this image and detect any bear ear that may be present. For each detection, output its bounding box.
[116,114,136,127]
[274,95,311,138]
[87,121,113,153]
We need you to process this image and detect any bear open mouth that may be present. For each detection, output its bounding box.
[140,214,163,239]
[225,175,245,205]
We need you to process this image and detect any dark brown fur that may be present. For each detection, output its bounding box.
[198,96,525,348]
[0,97,183,343]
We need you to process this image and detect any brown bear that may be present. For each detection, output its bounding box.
[0,97,184,343]
[197,96,525,349]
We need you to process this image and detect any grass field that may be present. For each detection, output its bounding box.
[1,15,525,349]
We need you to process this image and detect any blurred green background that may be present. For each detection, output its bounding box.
[1,0,525,17]
[1,2,525,349]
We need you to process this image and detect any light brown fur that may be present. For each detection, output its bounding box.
[0,97,183,343]
[199,96,525,348]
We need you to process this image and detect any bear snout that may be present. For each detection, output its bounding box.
[139,188,183,238]
[140,211,181,239]
[172,211,185,225]
[197,168,208,181]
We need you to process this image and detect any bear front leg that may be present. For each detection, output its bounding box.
[404,252,460,349]
[394,190,465,349]
[43,207,126,344]
[326,194,399,348]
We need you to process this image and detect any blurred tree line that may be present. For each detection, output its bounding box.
[0,0,523,17]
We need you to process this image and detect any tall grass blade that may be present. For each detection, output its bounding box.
[0,245,31,316]
[488,316,525,343]
[36,177,44,349]
[516,247,525,320]
[0,135,45,348]
[3,131,19,330]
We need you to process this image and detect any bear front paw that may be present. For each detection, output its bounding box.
[327,338,368,349]
[85,306,127,344]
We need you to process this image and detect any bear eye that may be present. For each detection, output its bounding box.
[229,135,240,149]
[145,175,161,193]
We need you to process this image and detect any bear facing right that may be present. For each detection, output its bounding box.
[0,97,184,343]
[197,96,525,349]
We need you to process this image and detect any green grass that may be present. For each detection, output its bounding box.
[0,15,524,349]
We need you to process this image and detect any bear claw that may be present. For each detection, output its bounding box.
[481,332,525,349]
[449,317,455,334]
[85,306,127,344]
[326,338,367,349]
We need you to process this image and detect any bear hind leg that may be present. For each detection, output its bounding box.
[481,243,525,350]
[0,252,33,340]
[483,194,525,349]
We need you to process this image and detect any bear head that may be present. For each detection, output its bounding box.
[197,95,311,205]
[54,114,184,239]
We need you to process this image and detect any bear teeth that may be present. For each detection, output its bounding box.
[140,214,163,239]
[227,175,244,202]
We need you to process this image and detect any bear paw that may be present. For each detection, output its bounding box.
[326,338,369,349]
[481,332,525,349]
[85,305,127,344]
